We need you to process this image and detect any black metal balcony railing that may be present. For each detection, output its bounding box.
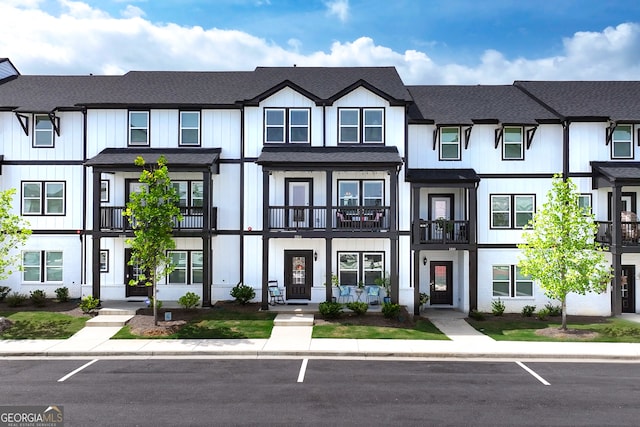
[596,221,640,245]
[415,219,469,244]
[267,206,390,231]
[100,206,217,231]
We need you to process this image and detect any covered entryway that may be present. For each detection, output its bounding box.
[622,265,636,313]
[284,250,313,300]
[430,261,453,305]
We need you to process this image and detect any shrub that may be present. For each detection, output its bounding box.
[55,286,70,302]
[30,289,47,307]
[345,301,368,315]
[5,292,28,307]
[381,302,401,319]
[230,283,255,305]
[178,292,201,309]
[79,295,100,314]
[537,307,550,320]
[602,325,640,337]
[319,301,343,318]
[544,303,562,317]
[521,305,536,317]
[0,286,11,301]
[491,298,505,316]
[468,309,485,320]
[146,297,163,309]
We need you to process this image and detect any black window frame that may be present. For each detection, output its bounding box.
[166,250,204,285]
[439,126,461,161]
[489,194,535,230]
[611,124,634,160]
[264,107,310,144]
[338,107,385,145]
[492,264,534,298]
[128,110,150,146]
[337,251,385,287]
[33,114,55,148]
[179,110,201,146]
[21,180,66,216]
[502,126,525,161]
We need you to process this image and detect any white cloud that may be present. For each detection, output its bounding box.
[325,0,349,23]
[0,2,638,84]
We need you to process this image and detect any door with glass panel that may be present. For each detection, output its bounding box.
[124,248,150,297]
[284,250,312,300]
[429,261,453,305]
[428,194,453,241]
[621,265,636,313]
[286,179,311,229]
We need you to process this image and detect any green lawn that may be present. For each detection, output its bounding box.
[0,312,90,339]
[467,317,640,342]
[113,310,277,339]
[312,319,448,340]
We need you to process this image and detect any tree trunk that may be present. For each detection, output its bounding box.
[152,278,158,326]
[561,296,567,330]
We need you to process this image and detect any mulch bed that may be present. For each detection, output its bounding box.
[473,313,609,340]
[0,299,86,317]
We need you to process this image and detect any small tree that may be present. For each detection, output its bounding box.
[0,189,31,280]
[518,175,611,330]
[123,156,181,325]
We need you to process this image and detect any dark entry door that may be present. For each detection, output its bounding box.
[284,250,313,300]
[124,249,151,297]
[621,265,636,313]
[430,261,453,305]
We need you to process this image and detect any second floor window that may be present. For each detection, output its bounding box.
[265,108,309,143]
[339,108,384,144]
[612,124,633,159]
[490,194,535,229]
[22,181,65,215]
[339,180,383,207]
[503,127,524,160]
[172,181,204,210]
[129,111,149,146]
[180,111,200,146]
[34,115,54,147]
[440,127,460,160]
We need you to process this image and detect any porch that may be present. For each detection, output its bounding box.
[267,206,391,231]
[100,206,218,231]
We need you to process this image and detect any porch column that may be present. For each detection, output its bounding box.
[413,250,420,315]
[325,169,333,302]
[390,167,399,303]
[611,185,623,315]
[91,170,101,300]
[469,183,478,311]
[261,169,270,310]
[202,169,212,307]
[411,185,421,243]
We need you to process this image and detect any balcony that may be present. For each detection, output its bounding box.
[267,206,391,231]
[100,206,217,231]
[596,221,640,246]
[415,219,469,244]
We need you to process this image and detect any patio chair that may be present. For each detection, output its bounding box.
[268,280,285,305]
[366,285,381,305]
[337,285,353,303]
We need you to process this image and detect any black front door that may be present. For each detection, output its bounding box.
[124,249,151,297]
[284,250,313,300]
[622,265,636,313]
[430,261,453,305]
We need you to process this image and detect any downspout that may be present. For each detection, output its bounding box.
[240,106,245,285]
[81,108,87,287]
[562,119,570,180]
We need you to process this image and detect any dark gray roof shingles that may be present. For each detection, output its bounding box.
[257,146,403,166]
[85,148,221,169]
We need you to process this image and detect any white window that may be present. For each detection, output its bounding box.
[363,109,383,143]
[265,109,284,143]
[100,250,109,272]
[172,181,204,210]
[265,108,309,143]
[493,265,533,297]
[22,251,63,282]
[22,181,65,215]
[100,180,109,202]
[180,111,200,146]
[503,127,524,160]
[34,115,54,147]
[612,125,633,159]
[129,111,149,146]
[339,108,384,144]
[289,109,309,143]
[338,252,384,286]
[578,194,592,214]
[167,250,203,284]
[490,194,535,229]
[338,180,383,207]
[440,127,460,160]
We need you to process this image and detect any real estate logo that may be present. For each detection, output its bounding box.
[0,405,63,427]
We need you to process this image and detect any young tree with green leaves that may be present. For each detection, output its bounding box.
[0,188,31,280]
[518,175,611,330]
[123,156,181,325]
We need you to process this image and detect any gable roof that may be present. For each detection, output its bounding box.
[407,85,560,125]
[515,81,640,122]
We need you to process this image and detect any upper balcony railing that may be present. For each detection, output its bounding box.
[414,219,470,245]
[595,221,640,246]
[100,206,217,231]
[267,206,390,231]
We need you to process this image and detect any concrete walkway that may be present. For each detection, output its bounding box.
[1,305,640,360]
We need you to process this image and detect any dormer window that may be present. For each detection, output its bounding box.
[612,125,633,159]
[339,108,384,144]
[129,111,149,146]
[265,108,309,144]
[34,115,54,147]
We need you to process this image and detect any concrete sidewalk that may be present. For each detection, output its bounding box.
[1,307,640,360]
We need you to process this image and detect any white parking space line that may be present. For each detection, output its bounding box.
[297,358,308,383]
[516,361,550,386]
[58,359,99,382]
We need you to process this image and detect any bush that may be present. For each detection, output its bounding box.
[30,289,47,307]
[602,325,640,337]
[178,292,201,309]
[79,295,100,314]
[319,301,343,318]
[5,292,28,307]
[0,286,11,301]
[537,307,550,320]
[544,303,562,317]
[55,286,70,302]
[345,301,368,315]
[381,302,401,319]
[491,298,505,316]
[521,305,536,317]
[230,283,255,305]
[468,309,485,320]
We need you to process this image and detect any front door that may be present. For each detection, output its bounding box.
[284,250,313,300]
[124,249,150,297]
[621,265,636,313]
[429,194,454,240]
[430,261,453,305]
[286,179,312,229]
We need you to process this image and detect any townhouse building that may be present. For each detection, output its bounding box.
[0,57,638,317]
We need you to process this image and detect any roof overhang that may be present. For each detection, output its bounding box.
[405,168,480,187]
[256,146,403,171]
[591,161,640,188]
[85,148,221,173]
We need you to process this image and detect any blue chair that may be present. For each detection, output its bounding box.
[337,285,353,303]
[366,285,381,305]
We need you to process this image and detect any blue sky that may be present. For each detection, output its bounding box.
[1,0,639,83]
